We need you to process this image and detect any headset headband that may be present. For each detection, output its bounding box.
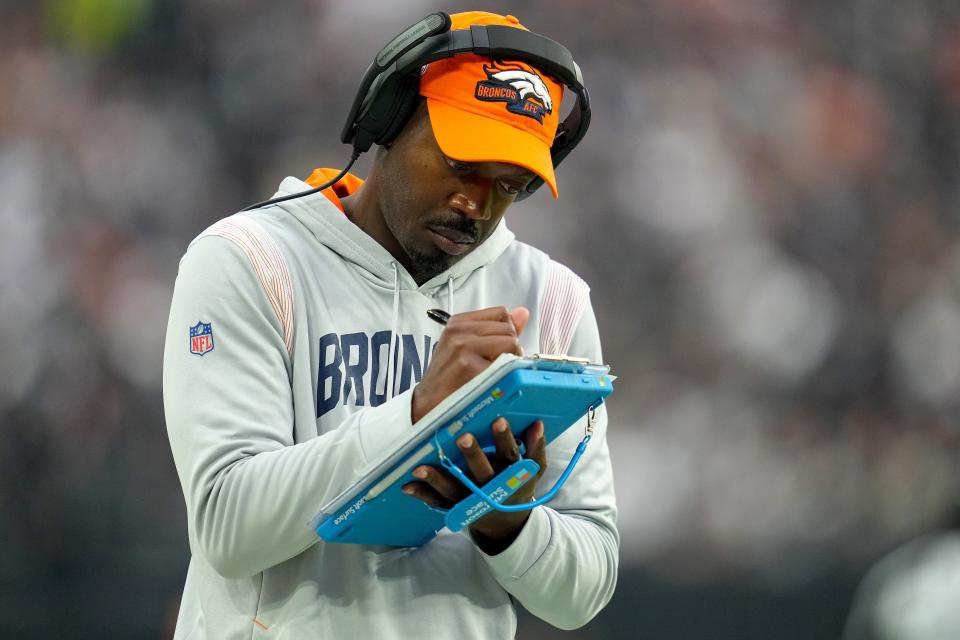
[341,12,591,200]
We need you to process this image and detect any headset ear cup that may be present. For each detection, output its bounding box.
[375,74,422,147]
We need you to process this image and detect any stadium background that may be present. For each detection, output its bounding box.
[1,0,959,637]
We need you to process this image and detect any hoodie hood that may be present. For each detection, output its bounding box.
[272,175,517,297]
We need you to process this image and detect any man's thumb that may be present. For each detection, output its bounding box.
[510,306,530,337]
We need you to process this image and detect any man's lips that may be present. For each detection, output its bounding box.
[426,224,477,255]
[427,224,477,245]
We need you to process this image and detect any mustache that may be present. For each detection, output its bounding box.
[425,216,479,242]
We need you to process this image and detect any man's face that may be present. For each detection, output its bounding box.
[375,103,536,284]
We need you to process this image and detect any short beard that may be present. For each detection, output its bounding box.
[405,245,452,284]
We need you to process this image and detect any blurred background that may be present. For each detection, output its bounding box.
[2,0,959,638]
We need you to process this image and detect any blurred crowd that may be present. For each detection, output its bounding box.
[1,0,959,637]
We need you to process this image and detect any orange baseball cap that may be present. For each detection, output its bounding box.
[418,11,564,198]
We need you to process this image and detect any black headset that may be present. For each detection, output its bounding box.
[243,12,590,211]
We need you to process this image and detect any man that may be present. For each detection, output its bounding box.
[163,10,618,639]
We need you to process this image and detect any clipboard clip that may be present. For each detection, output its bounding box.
[528,353,591,365]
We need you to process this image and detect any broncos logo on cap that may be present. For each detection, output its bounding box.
[474,62,553,123]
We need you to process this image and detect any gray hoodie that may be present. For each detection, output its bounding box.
[163,175,619,639]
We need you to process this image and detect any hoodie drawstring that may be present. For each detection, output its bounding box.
[386,262,401,400]
[446,275,454,314]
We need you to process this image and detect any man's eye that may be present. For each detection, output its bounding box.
[444,156,470,172]
[499,181,521,196]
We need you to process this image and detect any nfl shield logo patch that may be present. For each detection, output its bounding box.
[189,321,215,356]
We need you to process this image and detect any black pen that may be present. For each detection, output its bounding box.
[426,308,450,326]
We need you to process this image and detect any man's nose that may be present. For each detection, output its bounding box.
[448,182,492,220]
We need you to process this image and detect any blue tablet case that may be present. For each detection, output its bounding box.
[313,355,614,547]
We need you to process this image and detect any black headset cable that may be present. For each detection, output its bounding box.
[241,148,362,212]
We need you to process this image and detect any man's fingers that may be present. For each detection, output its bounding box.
[408,465,465,503]
[491,418,521,467]
[435,335,522,363]
[442,320,518,338]
[450,306,513,323]
[404,420,547,517]
[446,306,528,338]
[524,420,547,479]
[402,481,455,510]
[457,433,495,484]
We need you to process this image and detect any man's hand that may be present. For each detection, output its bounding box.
[411,306,529,424]
[406,305,542,552]
[402,417,548,554]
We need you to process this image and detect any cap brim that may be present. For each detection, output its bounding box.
[426,98,558,199]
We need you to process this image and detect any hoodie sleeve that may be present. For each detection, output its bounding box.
[477,297,620,630]
[163,234,414,579]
